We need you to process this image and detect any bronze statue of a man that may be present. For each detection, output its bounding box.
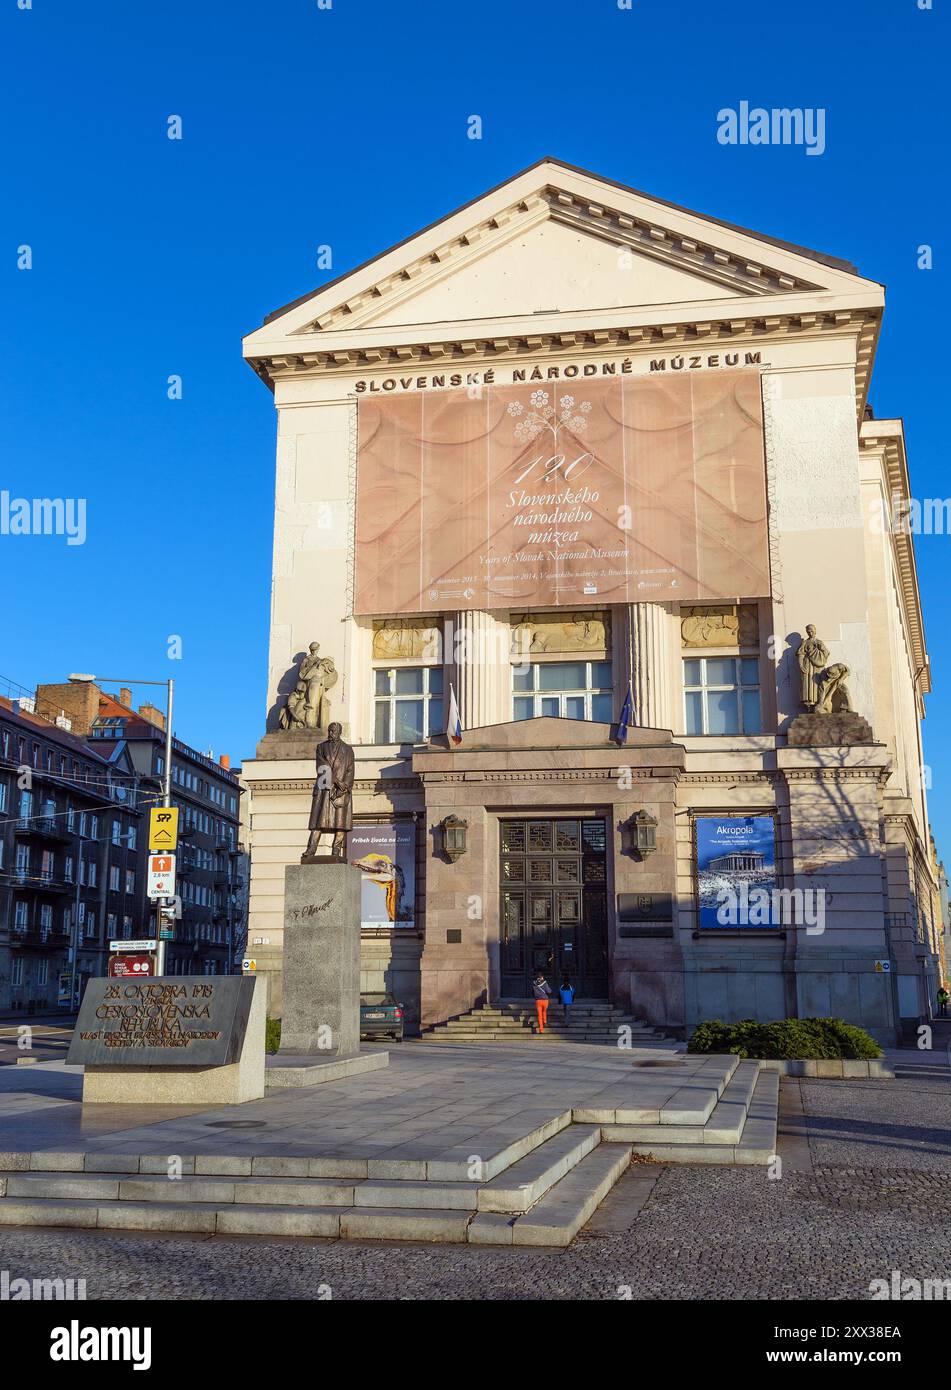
[301,722,354,862]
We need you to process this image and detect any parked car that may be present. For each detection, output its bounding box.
[360,992,404,1041]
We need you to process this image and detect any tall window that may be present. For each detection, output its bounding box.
[513,661,613,722]
[684,656,761,735]
[374,667,444,743]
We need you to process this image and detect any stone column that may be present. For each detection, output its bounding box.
[627,603,673,730]
[451,610,510,731]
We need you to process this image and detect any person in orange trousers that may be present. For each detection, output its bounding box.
[532,972,552,1033]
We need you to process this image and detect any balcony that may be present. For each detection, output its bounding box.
[13,816,71,843]
[8,869,71,894]
[8,927,70,951]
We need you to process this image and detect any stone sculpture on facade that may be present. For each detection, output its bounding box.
[789,626,870,746]
[797,624,831,711]
[796,626,853,714]
[301,722,355,862]
[279,642,338,731]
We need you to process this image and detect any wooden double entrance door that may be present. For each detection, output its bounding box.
[499,816,609,999]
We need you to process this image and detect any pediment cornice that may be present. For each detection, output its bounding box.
[298,186,826,338]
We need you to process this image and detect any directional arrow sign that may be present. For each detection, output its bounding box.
[147,852,176,900]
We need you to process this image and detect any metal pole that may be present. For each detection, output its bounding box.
[69,842,81,1016]
[155,679,174,976]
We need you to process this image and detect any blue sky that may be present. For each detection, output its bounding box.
[3,0,949,846]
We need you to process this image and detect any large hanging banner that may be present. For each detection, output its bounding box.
[354,370,768,615]
[347,821,416,930]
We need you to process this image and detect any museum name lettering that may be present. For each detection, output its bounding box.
[354,352,763,394]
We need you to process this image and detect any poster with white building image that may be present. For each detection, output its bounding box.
[695,815,777,929]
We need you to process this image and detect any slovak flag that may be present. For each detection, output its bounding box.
[447,683,463,745]
[616,680,634,745]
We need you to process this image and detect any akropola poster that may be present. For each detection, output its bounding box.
[348,822,415,929]
[695,815,777,929]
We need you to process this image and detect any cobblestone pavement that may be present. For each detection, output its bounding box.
[0,1049,948,1300]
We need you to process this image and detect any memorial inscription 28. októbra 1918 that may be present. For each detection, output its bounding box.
[66,976,257,1068]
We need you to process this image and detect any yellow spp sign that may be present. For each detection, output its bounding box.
[148,806,179,852]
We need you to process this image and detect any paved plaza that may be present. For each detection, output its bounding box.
[0,1043,947,1297]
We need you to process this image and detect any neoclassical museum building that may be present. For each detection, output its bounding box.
[241,158,941,1044]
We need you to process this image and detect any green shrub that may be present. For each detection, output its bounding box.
[266,1017,282,1054]
[687,1017,881,1060]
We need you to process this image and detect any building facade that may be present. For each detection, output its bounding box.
[80,689,245,976]
[0,696,142,1012]
[240,158,940,1043]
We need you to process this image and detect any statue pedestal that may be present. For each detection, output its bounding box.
[256,729,329,760]
[276,862,362,1059]
[789,711,874,746]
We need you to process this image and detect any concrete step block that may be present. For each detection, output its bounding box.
[5,1174,122,1202]
[340,1207,473,1243]
[659,1085,720,1125]
[701,1101,748,1145]
[353,1180,480,1210]
[512,1143,631,1247]
[477,1124,601,1213]
[239,1179,355,1207]
[468,1211,516,1245]
[600,1123,701,1143]
[628,1142,736,1164]
[94,1201,218,1233]
[195,1156,254,1177]
[0,1198,99,1228]
[118,1177,237,1204]
[28,1152,87,1172]
[215,1204,344,1237]
[425,1110,571,1182]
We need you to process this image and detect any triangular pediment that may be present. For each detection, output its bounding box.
[246,158,881,354]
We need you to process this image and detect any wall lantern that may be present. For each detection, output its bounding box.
[440,815,469,863]
[627,810,658,858]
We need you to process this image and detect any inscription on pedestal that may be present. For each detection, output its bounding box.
[66,977,257,1068]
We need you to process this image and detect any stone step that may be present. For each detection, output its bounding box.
[597,1059,758,1144]
[477,1124,601,1213]
[0,1196,475,1242]
[607,1068,779,1165]
[471,1142,633,1247]
[574,1054,742,1125]
[419,1033,662,1045]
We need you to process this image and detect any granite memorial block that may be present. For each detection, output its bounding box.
[72,975,266,1105]
[68,976,257,1067]
[278,861,361,1058]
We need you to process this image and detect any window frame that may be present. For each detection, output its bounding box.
[683,653,762,736]
[511,658,613,723]
[372,663,444,745]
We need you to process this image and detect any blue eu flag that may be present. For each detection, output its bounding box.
[616,681,634,745]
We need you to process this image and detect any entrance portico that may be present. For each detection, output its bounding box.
[413,718,684,1030]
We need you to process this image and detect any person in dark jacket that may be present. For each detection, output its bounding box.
[532,973,551,1033]
[938,985,949,1018]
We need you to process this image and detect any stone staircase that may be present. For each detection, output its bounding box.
[0,1056,778,1246]
[422,999,670,1045]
